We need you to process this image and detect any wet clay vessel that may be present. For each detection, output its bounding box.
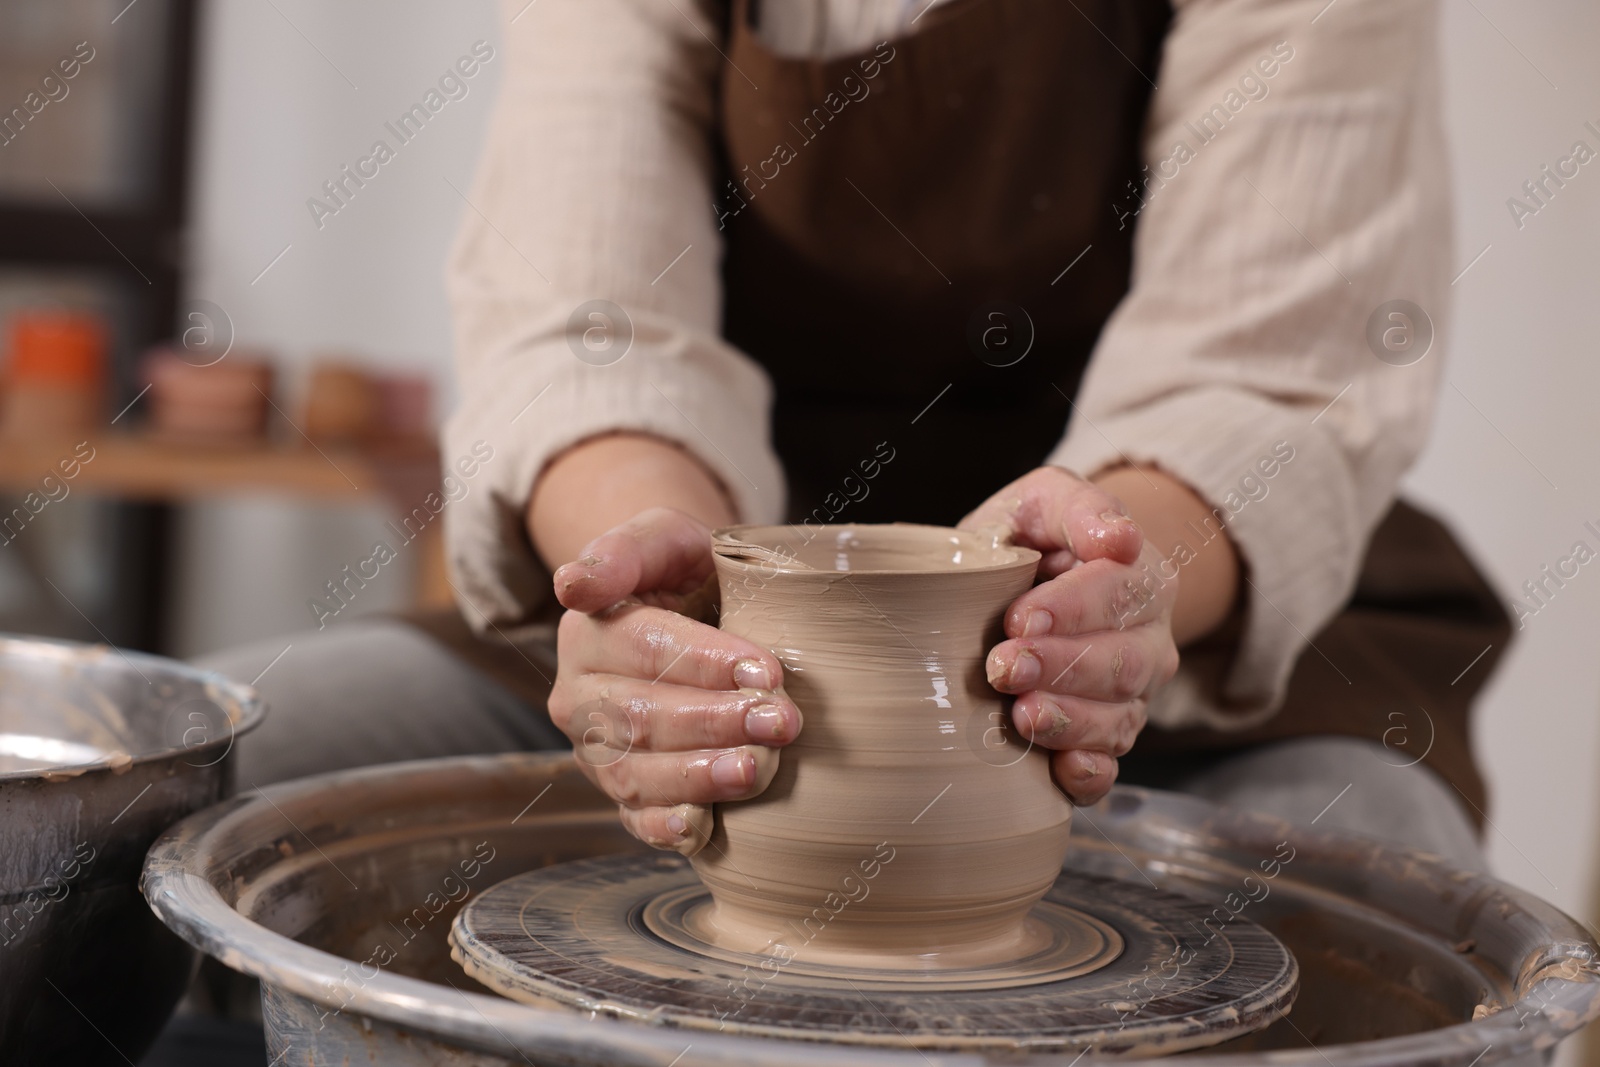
[689,523,1069,969]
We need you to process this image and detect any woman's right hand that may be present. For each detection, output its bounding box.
[549,507,800,856]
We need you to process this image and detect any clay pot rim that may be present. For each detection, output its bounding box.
[711,522,1041,577]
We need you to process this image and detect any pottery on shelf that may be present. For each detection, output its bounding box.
[143,347,275,444]
[689,523,1069,970]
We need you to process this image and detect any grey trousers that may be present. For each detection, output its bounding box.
[198,618,1486,873]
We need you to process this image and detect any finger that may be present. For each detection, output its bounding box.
[558,603,783,693]
[617,803,715,856]
[590,744,780,809]
[1038,549,1077,580]
[961,468,1142,565]
[1002,558,1172,638]
[1011,691,1147,756]
[986,632,1174,702]
[559,675,802,754]
[554,507,715,613]
[1051,748,1119,806]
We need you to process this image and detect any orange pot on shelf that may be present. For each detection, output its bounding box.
[0,311,108,440]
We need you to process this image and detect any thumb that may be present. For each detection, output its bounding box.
[553,507,717,614]
[961,467,1143,574]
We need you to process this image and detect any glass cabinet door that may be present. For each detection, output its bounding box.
[0,0,174,210]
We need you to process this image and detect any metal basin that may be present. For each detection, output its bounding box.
[142,752,1600,1066]
[0,633,263,1066]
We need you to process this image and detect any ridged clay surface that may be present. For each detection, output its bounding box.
[691,523,1070,970]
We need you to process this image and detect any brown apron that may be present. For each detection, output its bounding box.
[708,0,1511,823]
[719,0,1170,522]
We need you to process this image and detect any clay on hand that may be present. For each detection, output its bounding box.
[960,467,1180,805]
[548,507,802,856]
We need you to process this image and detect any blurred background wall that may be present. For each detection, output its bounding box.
[169,0,500,653]
[0,3,1594,1059]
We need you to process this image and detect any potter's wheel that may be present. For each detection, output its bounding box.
[450,853,1299,1053]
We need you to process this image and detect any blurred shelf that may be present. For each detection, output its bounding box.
[0,433,454,612]
[0,433,438,504]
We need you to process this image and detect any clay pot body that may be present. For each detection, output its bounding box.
[691,524,1071,970]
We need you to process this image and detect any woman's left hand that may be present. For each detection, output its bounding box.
[960,467,1180,805]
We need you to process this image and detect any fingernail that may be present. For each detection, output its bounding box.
[733,658,775,690]
[555,554,604,586]
[712,750,754,789]
[1035,699,1072,740]
[1100,508,1131,524]
[667,804,714,857]
[745,703,797,742]
[1021,609,1053,637]
[1008,649,1041,689]
[1071,750,1102,781]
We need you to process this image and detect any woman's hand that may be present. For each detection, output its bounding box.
[549,507,801,856]
[961,468,1180,805]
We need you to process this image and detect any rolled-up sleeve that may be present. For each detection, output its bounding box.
[443,0,787,630]
[1050,0,1451,729]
